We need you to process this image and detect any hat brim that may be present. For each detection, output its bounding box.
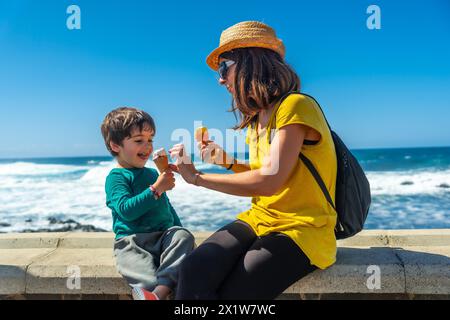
[206,38,285,71]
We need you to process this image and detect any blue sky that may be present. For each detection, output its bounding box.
[0,0,449,158]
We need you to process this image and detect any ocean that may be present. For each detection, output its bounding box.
[1,146,450,233]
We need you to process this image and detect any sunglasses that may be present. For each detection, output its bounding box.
[218,60,236,79]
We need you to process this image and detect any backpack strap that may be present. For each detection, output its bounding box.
[299,153,336,211]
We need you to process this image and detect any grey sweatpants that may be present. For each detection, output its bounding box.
[113,226,195,291]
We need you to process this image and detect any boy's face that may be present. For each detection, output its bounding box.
[111,127,154,168]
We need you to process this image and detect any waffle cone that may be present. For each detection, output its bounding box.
[153,155,169,173]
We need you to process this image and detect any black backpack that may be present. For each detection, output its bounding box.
[278,93,371,240]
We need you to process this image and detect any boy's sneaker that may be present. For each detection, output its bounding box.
[131,287,159,300]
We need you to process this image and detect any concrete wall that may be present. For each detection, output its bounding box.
[0,230,449,300]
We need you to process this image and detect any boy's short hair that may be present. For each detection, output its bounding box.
[101,107,155,156]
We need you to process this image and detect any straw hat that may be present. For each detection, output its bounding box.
[206,21,285,71]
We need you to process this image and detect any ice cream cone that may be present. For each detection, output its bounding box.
[195,126,209,142]
[195,126,216,160]
[152,148,169,173]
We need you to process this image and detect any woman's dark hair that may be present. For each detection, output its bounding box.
[220,47,300,129]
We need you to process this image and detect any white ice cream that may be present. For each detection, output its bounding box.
[152,148,167,160]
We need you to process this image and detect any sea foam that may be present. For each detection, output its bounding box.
[1,158,450,233]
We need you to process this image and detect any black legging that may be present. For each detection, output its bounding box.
[175,220,317,300]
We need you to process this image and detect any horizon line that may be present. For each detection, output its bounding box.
[1,144,450,161]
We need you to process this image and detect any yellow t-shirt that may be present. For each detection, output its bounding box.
[237,93,337,269]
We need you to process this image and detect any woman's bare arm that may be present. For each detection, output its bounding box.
[199,141,251,173]
[194,124,307,197]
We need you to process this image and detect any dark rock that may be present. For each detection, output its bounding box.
[20,217,109,233]
[48,217,59,225]
[438,183,450,189]
[25,219,33,223]
[401,181,414,186]
[0,223,11,227]
[22,224,107,233]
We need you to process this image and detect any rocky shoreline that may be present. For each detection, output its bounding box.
[0,217,108,233]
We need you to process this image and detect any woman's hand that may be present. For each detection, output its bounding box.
[168,163,179,173]
[169,144,199,185]
[199,140,234,167]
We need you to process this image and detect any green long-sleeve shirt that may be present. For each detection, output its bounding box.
[105,167,182,239]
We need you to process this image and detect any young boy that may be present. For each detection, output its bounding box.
[101,107,195,300]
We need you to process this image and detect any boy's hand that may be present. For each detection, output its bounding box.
[152,170,175,195]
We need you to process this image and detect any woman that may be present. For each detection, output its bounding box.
[170,21,337,300]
